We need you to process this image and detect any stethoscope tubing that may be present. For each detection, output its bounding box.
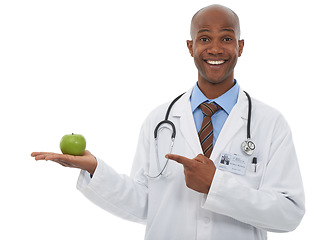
[243,91,252,139]
[149,90,254,178]
[154,93,185,139]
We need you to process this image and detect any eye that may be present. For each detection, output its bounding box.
[223,37,233,42]
[200,37,209,42]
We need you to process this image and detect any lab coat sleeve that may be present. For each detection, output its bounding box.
[76,122,150,224]
[203,115,305,232]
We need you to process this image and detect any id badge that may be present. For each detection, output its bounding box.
[218,152,248,176]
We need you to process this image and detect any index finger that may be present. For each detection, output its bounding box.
[31,152,55,160]
[31,152,69,161]
[165,154,192,167]
[31,152,50,157]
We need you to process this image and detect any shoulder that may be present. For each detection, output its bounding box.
[251,97,291,133]
[146,101,170,122]
[252,97,281,117]
[139,101,172,138]
[252,97,283,118]
[145,91,190,123]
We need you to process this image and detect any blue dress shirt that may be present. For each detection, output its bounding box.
[190,81,240,146]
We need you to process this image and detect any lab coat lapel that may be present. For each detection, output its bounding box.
[211,88,248,159]
[171,88,203,157]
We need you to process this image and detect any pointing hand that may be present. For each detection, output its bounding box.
[165,153,216,194]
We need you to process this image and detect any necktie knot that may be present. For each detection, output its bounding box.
[200,102,221,118]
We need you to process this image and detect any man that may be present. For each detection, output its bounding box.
[31,4,305,240]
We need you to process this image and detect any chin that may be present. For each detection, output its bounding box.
[202,77,228,85]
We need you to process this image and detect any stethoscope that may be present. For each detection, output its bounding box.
[148,91,255,178]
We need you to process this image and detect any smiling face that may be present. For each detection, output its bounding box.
[187,5,244,95]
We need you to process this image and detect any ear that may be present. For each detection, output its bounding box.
[186,40,194,57]
[238,39,244,57]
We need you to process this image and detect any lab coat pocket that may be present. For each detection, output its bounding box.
[247,157,262,173]
[245,157,264,189]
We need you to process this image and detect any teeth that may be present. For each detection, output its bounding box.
[206,60,225,65]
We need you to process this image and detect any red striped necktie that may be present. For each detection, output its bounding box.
[198,102,222,158]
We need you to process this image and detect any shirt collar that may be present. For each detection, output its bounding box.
[190,80,240,115]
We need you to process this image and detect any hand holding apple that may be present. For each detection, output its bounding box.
[31,133,97,175]
[31,150,97,175]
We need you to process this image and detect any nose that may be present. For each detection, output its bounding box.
[206,41,224,55]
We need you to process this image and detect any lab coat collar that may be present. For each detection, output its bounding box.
[171,87,248,119]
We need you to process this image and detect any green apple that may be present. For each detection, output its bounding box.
[60,133,86,156]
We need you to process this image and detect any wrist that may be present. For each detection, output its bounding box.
[87,156,97,176]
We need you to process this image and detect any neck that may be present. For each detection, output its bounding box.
[197,78,235,99]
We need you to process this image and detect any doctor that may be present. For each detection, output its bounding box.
[31,4,305,240]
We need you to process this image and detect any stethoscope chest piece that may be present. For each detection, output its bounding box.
[241,139,256,155]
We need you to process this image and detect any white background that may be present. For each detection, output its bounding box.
[1,0,316,239]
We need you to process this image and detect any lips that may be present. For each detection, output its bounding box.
[205,60,226,65]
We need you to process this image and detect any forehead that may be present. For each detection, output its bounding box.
[192,8,238,36]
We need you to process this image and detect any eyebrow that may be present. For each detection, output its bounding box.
[220,28,235,33]
[198,28,235,34]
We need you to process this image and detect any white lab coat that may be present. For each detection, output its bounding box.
[77,87,305,240]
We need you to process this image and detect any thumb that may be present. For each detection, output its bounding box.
[194,154,212,164]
